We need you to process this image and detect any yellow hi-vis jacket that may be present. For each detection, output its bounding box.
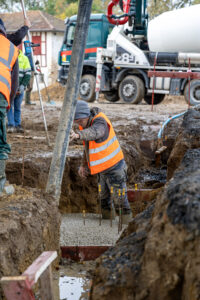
[79,112,124,175]
[0,34,18,107]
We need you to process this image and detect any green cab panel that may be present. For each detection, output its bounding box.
[59,14,114,66]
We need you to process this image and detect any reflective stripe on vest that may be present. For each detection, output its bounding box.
[0,35,18,106]
[80,112,124,174]
[90,146,121,166]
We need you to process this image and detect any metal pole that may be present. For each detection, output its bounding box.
[46,0,93,202]
[20,0,50,146]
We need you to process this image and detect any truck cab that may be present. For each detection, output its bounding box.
[58,14,114,102]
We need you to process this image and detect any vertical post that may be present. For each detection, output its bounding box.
[188,58,191,108]
[39,266,54,300]
[151,53,157,112]
[46,0,93,202]
[110,186,113,227]
[20,0,50,146]
[118,188,122,233]
[98,184,102,226]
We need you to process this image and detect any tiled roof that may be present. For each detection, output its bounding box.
[0,10,65,33]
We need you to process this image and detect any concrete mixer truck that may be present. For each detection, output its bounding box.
[95,1,200,106]
[58,14,114,102]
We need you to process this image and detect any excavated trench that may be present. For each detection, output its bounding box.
[1,96,192,299]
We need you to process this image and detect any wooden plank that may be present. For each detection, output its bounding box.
[23,251,57,286]
[39,266,55,300]
[14,135,46,140]
[0,252,57,300]
[60,246,109,261]
[1,276,27,282]
[1,277,35,300]
[155,146,167,155]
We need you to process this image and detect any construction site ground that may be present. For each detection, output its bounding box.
[1,82,194,300]
[6,90,188,216]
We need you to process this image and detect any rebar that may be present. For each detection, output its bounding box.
[98,184,102,226]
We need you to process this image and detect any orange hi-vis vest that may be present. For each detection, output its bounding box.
[79,112,124,175]
[0,34,18,107]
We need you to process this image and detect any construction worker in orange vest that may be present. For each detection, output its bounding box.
[0,22,19,195]
[71,100,132,224]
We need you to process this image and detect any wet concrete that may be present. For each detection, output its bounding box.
[60,213,127,246]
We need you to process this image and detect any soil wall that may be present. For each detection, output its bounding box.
[0,188,60,300]
[90,108,200,300]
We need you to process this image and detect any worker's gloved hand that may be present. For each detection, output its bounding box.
[78,165,89,179]
[70,130,79,142]
[18,85,25,94]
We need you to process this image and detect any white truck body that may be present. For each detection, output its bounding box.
[96,5,200,106]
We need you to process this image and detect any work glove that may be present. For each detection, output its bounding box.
[18,85,25,94]
[70,129,79,142]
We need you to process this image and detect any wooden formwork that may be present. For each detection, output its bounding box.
[1,251,57,300]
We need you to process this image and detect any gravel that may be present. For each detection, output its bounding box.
[60,213,127,246]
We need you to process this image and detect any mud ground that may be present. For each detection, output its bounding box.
[7,88,188,215]
[0,84,190,299]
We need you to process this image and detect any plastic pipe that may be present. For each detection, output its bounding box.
[158,112,186,139]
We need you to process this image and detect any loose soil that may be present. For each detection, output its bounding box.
[0,85,191,299]
[7,91,188,215]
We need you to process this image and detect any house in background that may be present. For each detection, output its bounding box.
[0,11,65,91]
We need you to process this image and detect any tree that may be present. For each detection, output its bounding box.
[148,0,200,18]
[44,0,56,15]
[55,0,110,19]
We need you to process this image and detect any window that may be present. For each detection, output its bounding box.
[66,24,75,46]
[87,22,101,47]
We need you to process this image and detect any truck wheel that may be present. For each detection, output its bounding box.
[119,75,144,104]
[79,74,96,102]
[103,91,120,102]
[144,94,165,105]
[184,79,200,106]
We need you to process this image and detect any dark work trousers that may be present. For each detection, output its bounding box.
[0,94,11,160]
[98,159,131,211]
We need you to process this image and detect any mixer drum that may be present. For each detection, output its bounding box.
[148,4,200,53]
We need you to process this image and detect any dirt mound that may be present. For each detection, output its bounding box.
[31,82,65,102]
[90,148,200,300]
[167,107,200,179]
[0,186,60,300]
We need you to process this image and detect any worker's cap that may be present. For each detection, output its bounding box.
[74,100,90,120]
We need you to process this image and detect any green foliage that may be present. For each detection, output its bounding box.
[148,0,200,18]
[2,0,200,19]
[44,0,56,15]
[55,0,110,19]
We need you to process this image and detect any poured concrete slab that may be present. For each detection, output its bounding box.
[60,213,127,246]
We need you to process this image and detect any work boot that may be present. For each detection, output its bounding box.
[7,126,16,133]
[0,160,14,197]
[15,125,24,133]
[0,160,6,195]
[121,209,133,225]
[102,208,116,220]
[25,92,36,105]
